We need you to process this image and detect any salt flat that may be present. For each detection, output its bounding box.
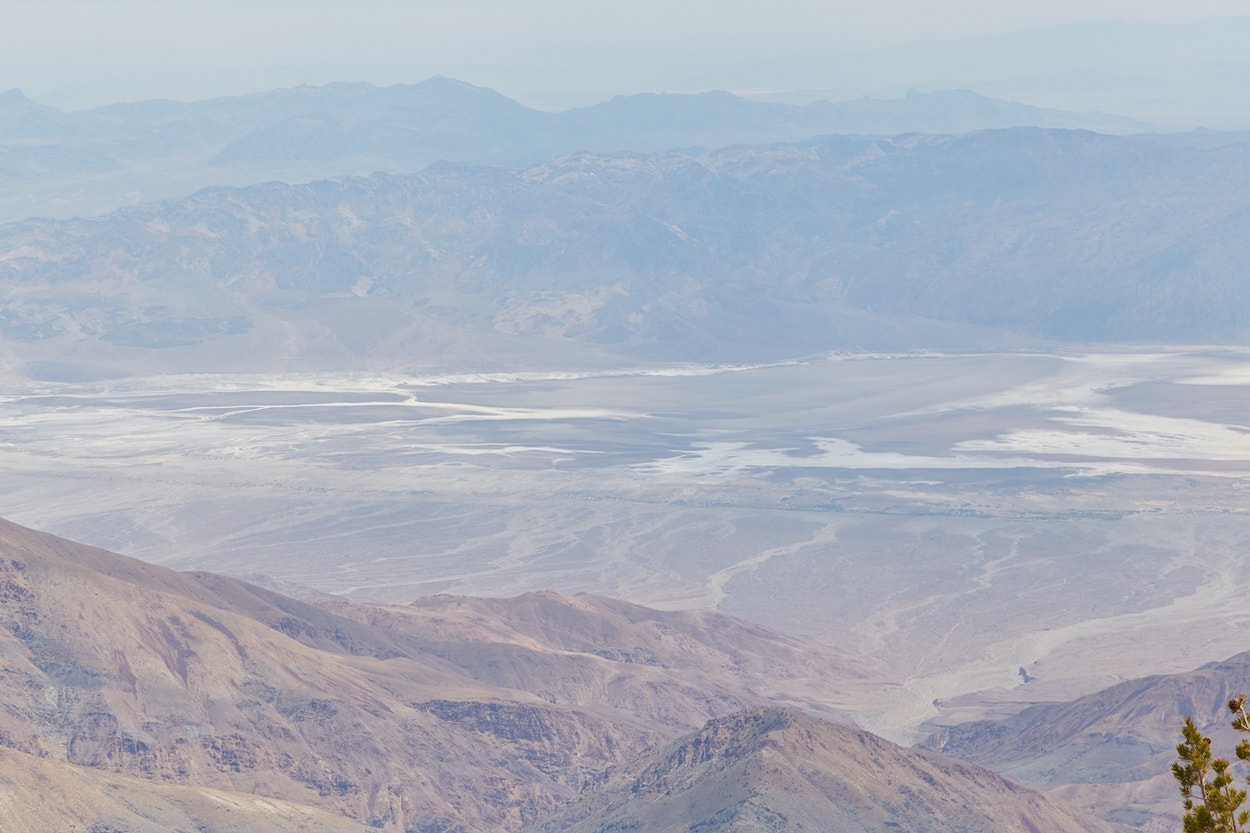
[2,347,1249,740]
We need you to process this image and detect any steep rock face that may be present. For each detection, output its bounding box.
[919,652,1250,831]
[0,516,872,832]
[526,708,1123,833]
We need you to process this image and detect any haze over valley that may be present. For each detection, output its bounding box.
[3,8,1250,832]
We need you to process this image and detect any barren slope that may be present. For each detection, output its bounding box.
[527,707,1123,833]
[920,651,1250,831]
[0,745,372,833]
[0,515,871,832]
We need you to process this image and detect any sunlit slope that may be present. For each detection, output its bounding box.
[0,510,1120,832]
[0,515,873,832]
[922,650,1250,832]
[528,708,1122,833]
[0,746,373,833]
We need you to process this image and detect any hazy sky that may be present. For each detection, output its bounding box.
[3,1,1249,111]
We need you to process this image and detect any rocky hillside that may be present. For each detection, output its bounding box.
[0,513,1132,832]
[0,745,372,833]
[0,515,869,832]
[527,707,1123,833]
[919,652,1250,831]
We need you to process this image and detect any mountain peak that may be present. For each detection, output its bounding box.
[413,75,496,97]
[528,706,1119,833]
[418,74,473,88]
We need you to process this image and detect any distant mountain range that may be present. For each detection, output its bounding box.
[900,18,1250,128]
[0,77,1154,223]
[0,515,1118,833]
[1,127,1249,378]
[762,17,1250,131]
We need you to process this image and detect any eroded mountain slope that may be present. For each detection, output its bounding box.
[920,651,1250,831]
[0,515,870,832]
[0,745,372,833]
[528,707,1123,833]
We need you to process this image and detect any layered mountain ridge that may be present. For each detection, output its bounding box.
[3,128,1250,379]
[0,77,1153,223]
[0,514,1121,833]
[531,707,1120,833]
[0,514,868,831]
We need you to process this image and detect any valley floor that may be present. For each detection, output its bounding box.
[3,347,1250,740]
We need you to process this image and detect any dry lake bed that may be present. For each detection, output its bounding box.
[3,347,1250,739]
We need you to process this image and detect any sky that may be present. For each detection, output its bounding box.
[3,0,1250,117]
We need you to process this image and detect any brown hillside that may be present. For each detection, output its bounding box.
[0,745,372,833]
[919,651,1250,831]
[526,707,1123,833]
[0,515,871,832]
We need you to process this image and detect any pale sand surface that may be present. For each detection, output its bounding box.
[3,347,1250,739]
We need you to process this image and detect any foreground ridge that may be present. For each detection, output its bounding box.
[529,707,1121,833]
[0,515,1117,832]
